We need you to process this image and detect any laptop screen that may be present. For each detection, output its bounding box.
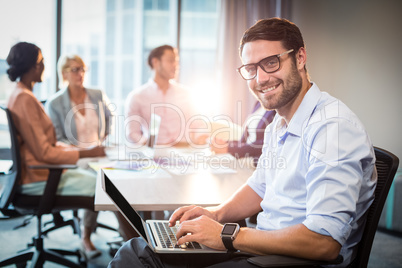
[102,170,147,239]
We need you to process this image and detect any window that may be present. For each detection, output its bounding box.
[61,0,220,115]
[179,0,220,114]
[0,0,56,103]
[180,0,220,84]
[0,0,220,137]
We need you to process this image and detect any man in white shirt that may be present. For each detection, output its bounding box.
[110,18,376,268]
[125,45,200,146]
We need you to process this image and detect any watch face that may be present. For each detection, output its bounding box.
[222,224,237,235]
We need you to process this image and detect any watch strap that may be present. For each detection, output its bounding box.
[222,236,236,251]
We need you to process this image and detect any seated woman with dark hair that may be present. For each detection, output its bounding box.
[6,42,106,259]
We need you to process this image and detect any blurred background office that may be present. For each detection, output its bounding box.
[1,0,401,164]
[1,0,402,267]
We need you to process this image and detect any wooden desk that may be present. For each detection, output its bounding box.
[94,147,255,211]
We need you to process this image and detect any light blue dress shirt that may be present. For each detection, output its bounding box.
[247,83,377,267]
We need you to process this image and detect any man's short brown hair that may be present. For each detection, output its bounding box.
[148,45,174,69]
[239,18,305,57]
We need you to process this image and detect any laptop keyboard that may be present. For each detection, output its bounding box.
[154,222,202,249]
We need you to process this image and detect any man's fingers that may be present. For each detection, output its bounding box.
[179,207,200,222]
[175,219,197,239]
[176,233,196,246]
[168,205,196,226]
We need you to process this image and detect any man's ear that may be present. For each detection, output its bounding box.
[296,47,307,71]
[151,57,159,69]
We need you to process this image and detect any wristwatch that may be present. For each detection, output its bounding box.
[220,223,240,251]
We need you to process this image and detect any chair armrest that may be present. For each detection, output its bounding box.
[29,164,77,169]
[28,165,77,215]
[247,254,343,267]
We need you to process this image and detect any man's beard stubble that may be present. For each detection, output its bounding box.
[255,64,303,111]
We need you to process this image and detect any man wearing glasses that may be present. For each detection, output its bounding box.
[110,18,376,268]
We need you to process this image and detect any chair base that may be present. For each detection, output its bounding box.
[96,222,118,233]
[42,212,81,237]
[0,248,85,268]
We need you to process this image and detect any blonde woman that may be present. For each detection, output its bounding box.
[46,54,137,254]
[46,54,113,147]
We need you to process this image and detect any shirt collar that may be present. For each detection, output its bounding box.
[148,78,176,92]
[285,82,322,137]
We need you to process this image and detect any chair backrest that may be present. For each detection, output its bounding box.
[348,147,399,267]
[0,107,22,213]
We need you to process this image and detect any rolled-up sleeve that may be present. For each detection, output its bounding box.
[302,117,375,245]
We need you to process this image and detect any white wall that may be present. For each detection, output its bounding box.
[290,0,402,163]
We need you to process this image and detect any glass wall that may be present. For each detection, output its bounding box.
[0,0,220,142]
[180,0,220,115]
[61,0,219,116]
[0,0,56,104]
[180,0,219,85]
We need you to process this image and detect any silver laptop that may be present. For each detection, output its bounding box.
[101,169,227,254]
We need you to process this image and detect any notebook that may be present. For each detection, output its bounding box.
[101,169,227,254]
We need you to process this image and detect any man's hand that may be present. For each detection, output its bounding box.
[175,215,226,251]
[210,137,229,154]
[168,205,217,227]
[192,133,210,145]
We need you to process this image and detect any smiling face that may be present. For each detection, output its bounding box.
[241,40,306,118]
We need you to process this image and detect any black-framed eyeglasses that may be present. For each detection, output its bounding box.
[237,49,294,80]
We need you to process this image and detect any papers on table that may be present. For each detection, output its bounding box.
[103,160,156,171]
[89,153,237,177]
[0,160,13,174]
[155,153,237,176]
[164,165,236,176]
[90,160,172,179]
[102,166,172,180]
[105,146,154,160]
[89,160,156,172]
[90,147,238,178]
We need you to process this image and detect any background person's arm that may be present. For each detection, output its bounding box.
[45,97,70,144]
[125,92,148,145]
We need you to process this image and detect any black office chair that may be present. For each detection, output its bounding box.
[36,99,82,238]
[37,99,115,237]
[0,106,90,267]
[41,211,81,237]
[247,146,399,268]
